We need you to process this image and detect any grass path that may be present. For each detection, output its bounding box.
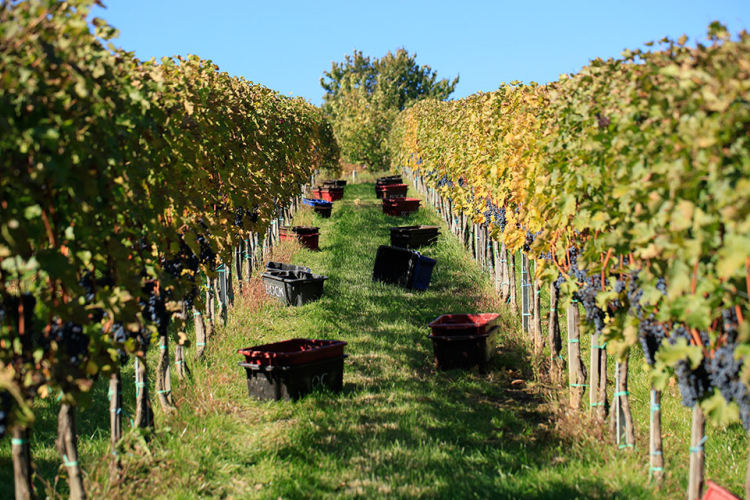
[1,180,703,499]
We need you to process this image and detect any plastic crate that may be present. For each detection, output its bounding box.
[375,176,403,198]
[266,261,311,273]
[322,179,347,188]
[312,186,344,202]
[428,313,501,336]
[279,226,320,251]
[382,197,421,216]
[412,254,437,291]
[376,175,402,185]
[261,270,327,306]
[238,338,347,366]
[380,184,409,198]
[703,481,742,500]
[302,198,333,208]
[429,326,498,371]
[390,225,440,249]
[239,355,346,401]
[372,245,435,291]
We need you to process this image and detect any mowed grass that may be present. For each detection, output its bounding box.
[0,178,745,499]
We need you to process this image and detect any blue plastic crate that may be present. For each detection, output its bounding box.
[411,253,436,291]
[303,198,333,208]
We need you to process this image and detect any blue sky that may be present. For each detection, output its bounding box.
[92,1,750,106]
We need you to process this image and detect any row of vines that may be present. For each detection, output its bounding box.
[0,1,338,498]
[389,24,750,499]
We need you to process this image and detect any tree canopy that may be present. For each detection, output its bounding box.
[321,48,458,169]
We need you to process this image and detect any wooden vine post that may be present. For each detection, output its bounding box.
[532,260,543,354]
[548,283,564,383]
[12,426,33,500]
[109,372,122,468]
[688,405,706,500]
[649,389,665,484]
[613,355,635,450]
[509,252,518,312]
[155,332,174,412]
[567,301,587,408]
[134,357,154,429]
[56,404,86,500]
[521,253,531,334]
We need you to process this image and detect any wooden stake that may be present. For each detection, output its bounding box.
[109,372,122,469]
[650,389,665,485]
[616,353,636,451]
[688,405,706,500]
[509,252,518,312]
[56,404,86,500]
[567,302,587,409]
[155,332,175,411]
[521,253,530,334]
[134,357,154,430]
[532,260,543,353]
[548,283,564,384]
[12,426,33,500]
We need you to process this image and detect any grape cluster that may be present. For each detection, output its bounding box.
[140,282,170,336]
[196,234,216,266]
[44,321,90,368]
[567,247,607,335]
[670,327,711,407]
[79,272,115,303]
[0,390,12,440]
[436,175,453,188]
[638,318,667,366]
[481,199,507,232]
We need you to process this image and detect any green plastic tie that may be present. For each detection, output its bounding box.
[619,443,634,449]
[592,343,607,349]
[572,299,579,303]
[649,466,664,471]
[614,391,629,397]
[63,454,78,467]
[160,345,167,350]
[690,436,708,453]
[568,339,579,343]
[500,281,510,285]
[11,438,27,446]
[522,313,532,317]
[590,402,604,406]
[197,342,206,346]
[157,390,171,395]
[650,451,663,456]
[650,404,661,412]
[569,383,589,387]
[176,361,185,364]
[194,312,201,316]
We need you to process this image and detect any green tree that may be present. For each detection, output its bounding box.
[321,48,458,169]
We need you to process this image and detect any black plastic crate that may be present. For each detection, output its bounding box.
[262,270,327,306]
[372,245,418,288]
[371,245,436,291]
[429,326,498,371]
[390,225,440,249]
[322,179,347,188]
[239,355,347,401]
[266,261,311,273]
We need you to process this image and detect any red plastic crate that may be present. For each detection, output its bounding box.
[382,197,420,216]
[703,481,741,500]
[381,184,409,198]
[428,313,501,336]
[238,338,347,366]
[279,226,320,251]
[312,186,344,202]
